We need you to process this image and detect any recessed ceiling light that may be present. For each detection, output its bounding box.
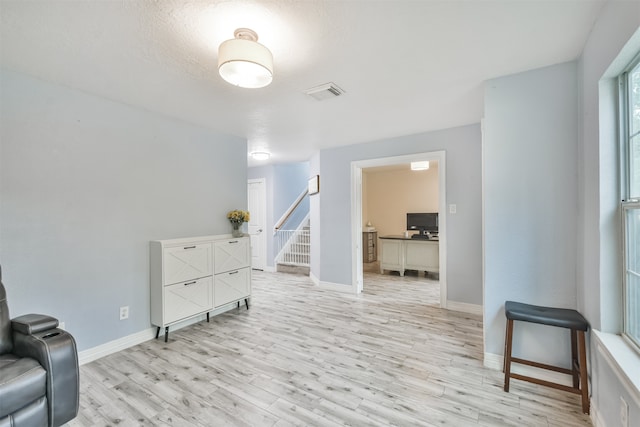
[411,161,430,171]
[251,151,271,161]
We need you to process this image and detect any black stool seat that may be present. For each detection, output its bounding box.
[505,301,588,331]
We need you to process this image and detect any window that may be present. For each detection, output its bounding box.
[621,53,640,351]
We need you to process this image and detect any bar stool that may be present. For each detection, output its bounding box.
[503,301,590,414]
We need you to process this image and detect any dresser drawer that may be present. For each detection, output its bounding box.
[214,238,250,273]
[163,243,213,285]
[164,276,212,324]
[214,267,251,308]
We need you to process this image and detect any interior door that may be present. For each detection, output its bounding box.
[247,178,267,270]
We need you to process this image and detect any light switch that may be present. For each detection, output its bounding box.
[449,204,457,214]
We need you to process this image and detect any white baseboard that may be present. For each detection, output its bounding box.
[589,402,605,427]
[78,303,240,365]
[78,328,157,365]
[484,352,573,387]
[318,280,354,293]
[446,300,483,315]
[309,271,353,293]
[310,271,320,285]
[484,352,503,371]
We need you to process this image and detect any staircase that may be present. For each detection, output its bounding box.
[275,220,310,275]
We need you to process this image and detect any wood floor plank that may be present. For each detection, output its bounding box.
[68,270,591,426]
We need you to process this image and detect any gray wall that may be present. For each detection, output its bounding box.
[579,0,640,332]
[0,69,247,351]
[578,1,640,425]
[483,62,579,363]
[272,163,309,221]
[248,162,309,267]
[314,124,483,305]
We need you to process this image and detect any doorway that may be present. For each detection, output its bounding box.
[350,151,447,308]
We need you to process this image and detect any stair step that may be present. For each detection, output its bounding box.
[277,264,310,276]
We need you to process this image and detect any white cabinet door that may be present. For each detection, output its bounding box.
[248,179,267,270]
[164,243,213,285]
[380,239,404,275]
[214,268,250,308]
[405,241,439,272]
[214,238,250,273]
[164,276,212,324]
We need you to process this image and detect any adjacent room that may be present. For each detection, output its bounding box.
[1,1,639,426]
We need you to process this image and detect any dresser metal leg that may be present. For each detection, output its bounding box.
[245,298,249,310]
[155,327,160,339]
[164,326,169,343]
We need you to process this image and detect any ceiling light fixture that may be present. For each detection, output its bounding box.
[411,161,430,171]
[250,151,271,161]
[218,28,273,89]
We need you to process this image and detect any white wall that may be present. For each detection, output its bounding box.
[0,69,248,352]
[314,124,482,305]
[483,62,579,363]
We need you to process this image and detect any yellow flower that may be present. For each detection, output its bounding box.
[227,209,250,224]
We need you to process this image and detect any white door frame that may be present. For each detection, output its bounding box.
[350,151,447,308]
[248,178,267,270]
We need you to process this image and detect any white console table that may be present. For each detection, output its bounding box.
[150,234,251,342]
[379,235,439,277]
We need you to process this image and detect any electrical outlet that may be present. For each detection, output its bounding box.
[620,396,629,427]
[119,306,129,320]
[449,204,457,214]
[58,322,65,330]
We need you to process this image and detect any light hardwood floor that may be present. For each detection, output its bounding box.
[69,271,591,426]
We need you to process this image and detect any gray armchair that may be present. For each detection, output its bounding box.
[0,266,79,427]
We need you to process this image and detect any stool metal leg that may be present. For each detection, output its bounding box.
[578,330,590,414]
[504,318,514,392]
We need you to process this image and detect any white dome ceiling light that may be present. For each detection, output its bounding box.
[218,28,273,89]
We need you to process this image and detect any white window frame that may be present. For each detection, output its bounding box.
[620,52,640,352]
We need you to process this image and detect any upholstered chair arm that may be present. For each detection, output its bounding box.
[11,314,59,335]
[12,314,79,427]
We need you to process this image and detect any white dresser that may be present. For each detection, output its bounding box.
[150,234,251,341]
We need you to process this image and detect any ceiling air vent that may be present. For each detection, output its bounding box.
[304,82,345,101]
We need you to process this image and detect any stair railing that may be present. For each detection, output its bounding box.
[274,188,309,233]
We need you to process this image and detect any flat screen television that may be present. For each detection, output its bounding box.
[407,212,438,235]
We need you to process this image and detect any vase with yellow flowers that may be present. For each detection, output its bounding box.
[227,209,250,237]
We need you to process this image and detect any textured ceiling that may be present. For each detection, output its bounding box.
[0,0,606,166]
